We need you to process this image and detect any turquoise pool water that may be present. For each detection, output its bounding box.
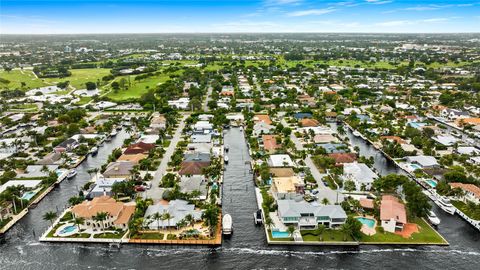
[21,191,36,201]
[271,231,290,238]
[59,225,77,234]
[409,164,422,170]
[426,179,437,188]
[356,217,375,228]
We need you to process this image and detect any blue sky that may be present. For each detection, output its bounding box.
[0,0,479,34]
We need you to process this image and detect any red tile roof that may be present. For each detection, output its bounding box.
[450,183,480,199]
[328,153,357,164]
[380,195,407,224]
[123,142,155,155]
[299,118,320,127]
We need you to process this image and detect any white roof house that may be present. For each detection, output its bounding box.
[343,163,378,191]
[0,180,42,194]
[268,154,295,167]
[405,155,439,168]
[433,135,458,146]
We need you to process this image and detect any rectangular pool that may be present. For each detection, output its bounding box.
[426,179,437,188]
[271,231,290,238]
[21,191,37,201]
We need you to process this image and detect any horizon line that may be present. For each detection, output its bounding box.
[1,32,480,36]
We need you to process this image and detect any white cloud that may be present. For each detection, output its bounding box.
[385,3,476,13]
[264,0,302,6]
[287,8,336,17]
[365,0,393,4]
[376,17,453,27]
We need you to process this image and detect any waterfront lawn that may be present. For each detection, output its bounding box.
[301,229,354,242]
[94,230,126,239]
[360,218,447,244]
[131,232,165,240]
[451,201,480,220]
[267,229,292,242]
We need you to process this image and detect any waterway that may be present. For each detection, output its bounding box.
[0,128,479,269]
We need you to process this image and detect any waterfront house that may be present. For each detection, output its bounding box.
[277,200,347,229]
[178,175,208,200]
[117,153,147,165]
[36,152,63,165]
[53,138,79,153]
[87,178,125,199]
[380,195,407,233]
[16,165,58,179]
[71,196,136,230]
[253,114,272,125]
[313,134,339,144]
[143,200,203,229]
[405,155,439,168]
[191,134,212,144]
[123,142,155,155]
[328,153,357,166]
[267,154,295,168]
[342,163,378,191]
[103,161,134,178]
[449,183,480,204]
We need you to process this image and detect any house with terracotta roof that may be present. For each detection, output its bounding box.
[71,196,136,230]
[313,134,339,144]
[123,142,155,155]
[117,153,147,165]
[299,118,319,127]
[328,153,357,166]
[380,195,407,233]
[450,183,480,204]
[261,135,281,154]
[253,114,272,125]
[380,136,406,145]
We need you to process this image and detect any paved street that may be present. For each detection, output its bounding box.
[147,114,188,201]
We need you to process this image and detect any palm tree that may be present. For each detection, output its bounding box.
[184,214,195,229]
[339,223,352,241]
[287,225,295,239]
[264,216,274,231]
[93,212,109,230]
[152,212,163,230]
[322,198,330,205]
[43,211,57,226]
[73,217,85,231]
[161,212,172,231]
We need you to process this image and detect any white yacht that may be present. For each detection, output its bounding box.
[254,209,263,225]
[427,211,441,226]
[422,189,437,202]
[352,130,362,137]
[224,155,229,164]
[434,195,456,215]
[222,214,233,235]
[90,146,98,156]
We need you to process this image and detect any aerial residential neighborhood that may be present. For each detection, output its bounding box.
[1,0,480,269]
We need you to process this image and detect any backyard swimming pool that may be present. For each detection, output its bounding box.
[426,179,438,188]
[356,217,375,228]
[21,191,37,201]
[271,230,290,238]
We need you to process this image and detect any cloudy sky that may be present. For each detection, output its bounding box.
[1,0,479,34]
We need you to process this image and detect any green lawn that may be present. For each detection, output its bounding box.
[8,103,38,112]
[43,68,112,89]
[360,218,447,244]
[301,229,354,242]
[93,231,125,239]
[106,71,179,101]
[76,96,92,105]
[0,69,49,90]
[451,200,480,220]
[131,232,165,240]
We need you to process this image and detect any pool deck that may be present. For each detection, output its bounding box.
[356,216,377,236]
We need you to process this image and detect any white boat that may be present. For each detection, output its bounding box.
[434,195,456,215]
[422,189,437,202]
[225,145,229,152]
[254,209,263,225]
[352,130,362,137]
[110,130,118,137]
[222,214,233,235]
[67,169,77,179]
[427,210,441,226]
[90,146,98,155]
[224,155,229,164]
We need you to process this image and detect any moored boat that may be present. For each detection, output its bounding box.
[427,210,441,226]
[352,130,362,137]
[90,146,98,155]
[225,145,229,152]
[222,214,233,235]
[434,195,456,215]
[67,169,77,179]
[224,155,229,164]
[254,209,263,225]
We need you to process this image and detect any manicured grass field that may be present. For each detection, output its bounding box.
[0,69,49,90]
[106,71,179,101]
[8,103,39,112]
[301,229,354,242]
[359,218,447,244]
[93,231,125,239]
[43,68,112,89]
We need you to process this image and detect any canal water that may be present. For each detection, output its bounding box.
[0,128,479,269]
